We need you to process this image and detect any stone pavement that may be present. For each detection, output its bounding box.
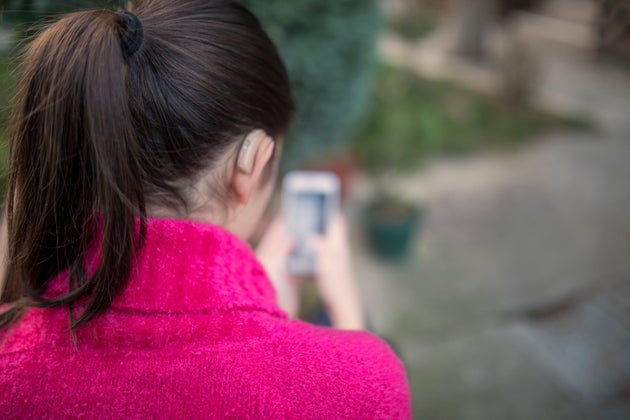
[350,132,630,419]
[353,17,630,417]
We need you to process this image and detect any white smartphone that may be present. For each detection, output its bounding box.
[282,171,340,277]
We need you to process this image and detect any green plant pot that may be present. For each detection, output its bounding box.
[364,201,424,260]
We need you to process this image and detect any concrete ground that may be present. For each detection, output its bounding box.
[351,132,630,419]
[354,9,630,418]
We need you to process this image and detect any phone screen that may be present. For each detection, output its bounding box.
[282,171,340,276]
[293,191,327,237]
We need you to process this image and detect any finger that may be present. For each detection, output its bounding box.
[328,213,350,245]
[307,235,326,254]
[257,216,293,255]
[325,212,343,234]
[285,273,304,287]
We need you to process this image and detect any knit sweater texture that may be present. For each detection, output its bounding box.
[0,217,410,418]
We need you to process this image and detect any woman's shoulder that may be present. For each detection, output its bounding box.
[251,315,411,418]
[277,316,407,373]
[278,316,401,360]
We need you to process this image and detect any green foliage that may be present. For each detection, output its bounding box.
[240,0,381,167]
[0,1,123,39]
[1,1,382,167]
[352,64,589,176]
[0,55,16,197]
[387,11,437,42]
[0,56,15,127]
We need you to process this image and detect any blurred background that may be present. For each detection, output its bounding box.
[1,0,630,418]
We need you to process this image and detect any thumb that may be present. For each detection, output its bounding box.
[308,234,326,256]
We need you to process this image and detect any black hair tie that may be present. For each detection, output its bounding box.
[117,10,144,60]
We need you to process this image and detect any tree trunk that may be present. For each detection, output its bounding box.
[454,0,496,61]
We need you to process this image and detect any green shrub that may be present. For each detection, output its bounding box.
[387,11,437,42]
[0,1,116,33]
[1,0,381,167]
[0,55,16,198]
[240,0,381,167]
[352,63,589,176]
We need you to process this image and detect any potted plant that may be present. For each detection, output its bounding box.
[359,161,425,260]
[354,141,425,260]
[364,189,424,260]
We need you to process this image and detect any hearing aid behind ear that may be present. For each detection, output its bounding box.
[237,129,267,174]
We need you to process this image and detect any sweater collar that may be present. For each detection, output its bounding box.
[81,217,285,317]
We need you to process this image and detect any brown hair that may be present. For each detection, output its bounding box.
[0,0,294,331]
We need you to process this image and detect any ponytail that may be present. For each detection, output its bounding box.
[0,0,295,332]
[1,9,146,330]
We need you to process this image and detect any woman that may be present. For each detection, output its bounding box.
[0,0,410,418]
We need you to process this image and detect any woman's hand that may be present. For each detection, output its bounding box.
[311,215,365,330]
[257,213,365,330]
[256,217,300,318]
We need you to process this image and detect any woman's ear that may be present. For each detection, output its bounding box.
[231,130,275,204]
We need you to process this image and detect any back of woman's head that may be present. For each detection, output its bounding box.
[0,0,294,329]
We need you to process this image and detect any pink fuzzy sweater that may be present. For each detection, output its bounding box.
[0,218,410,418]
